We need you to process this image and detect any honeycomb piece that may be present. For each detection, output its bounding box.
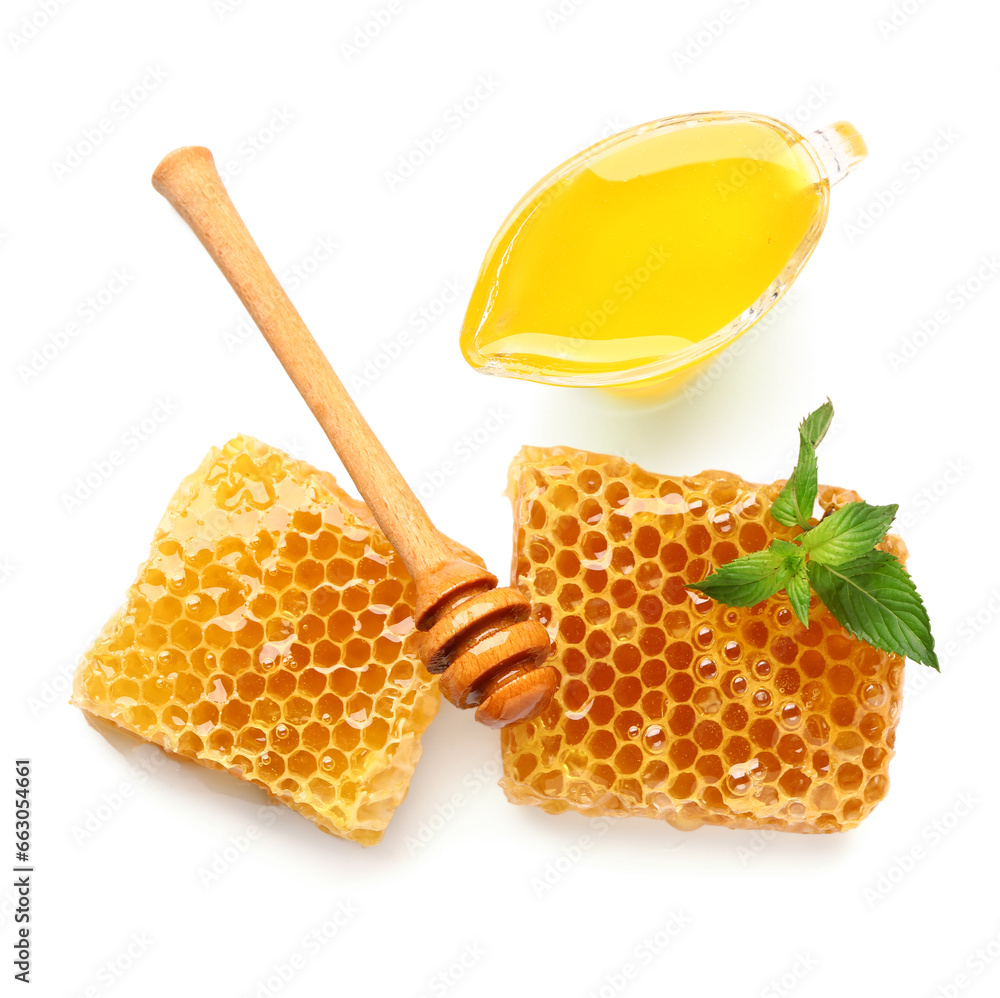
[73,436,442,846]
[501,446,906,833]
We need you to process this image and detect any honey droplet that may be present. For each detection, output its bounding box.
[780,702,802,728]
[643,725,667,754]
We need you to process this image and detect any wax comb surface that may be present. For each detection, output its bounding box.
[73,436,440,845]
[501,446,905,833]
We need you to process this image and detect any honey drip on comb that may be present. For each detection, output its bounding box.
[501,447,905,833]
[72,436,451,846]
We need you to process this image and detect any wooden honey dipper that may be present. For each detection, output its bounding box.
[151,146,558,727]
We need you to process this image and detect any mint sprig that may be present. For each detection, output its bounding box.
[686,401,939,670]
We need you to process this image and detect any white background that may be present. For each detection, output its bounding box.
[3,1,998,996]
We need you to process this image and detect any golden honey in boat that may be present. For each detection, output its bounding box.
[461,113,866,388]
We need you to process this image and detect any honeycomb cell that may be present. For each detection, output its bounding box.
[613,709,643,740]
[829,665,855,694]
[693,720,723,750]
[667,673,694,702]
[669,739,698,768]
[860,681,887,709]
[72,436,453,846]
[739,522,767,552]
[697,657,718,680]
[641,659,667,687]
[771,635,798,664]
[560,616,586,644]
[724,736,751,765]
[728,673,749,697]
[749,718,780,749]
[722,703,748,731]
[501,446,905,833]
[865,774,889,803]
[777,734,807,765]
[638,688,663,722]
[284,696,313,725]
[613,644,641,674]
[668,704,696,735]
[590,696,615,726]
[660,543,687,573]
[589,730,616,759]
[780,702,802,727]
[693,687,722,715]
[805,714,831,745]
[696,754,724,783]
[714,541,739,565]
[643,725,667,753]
[614,676,642,708]
[744,622,768,649]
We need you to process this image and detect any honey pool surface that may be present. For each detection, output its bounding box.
[502,447,905,832]
[461,116,828,386]
[73,436,442,845]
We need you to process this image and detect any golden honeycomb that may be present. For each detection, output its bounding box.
[501,446,906,833]
[73,436,443,846]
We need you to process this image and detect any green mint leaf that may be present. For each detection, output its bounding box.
[770,435,819,529]
[799,398,834,447]
[807,551,939,670]
[770,401,832,529]
[687,540,803,608]
[801,502,898,566]
[785,562,812,626]
[685,550,790,608]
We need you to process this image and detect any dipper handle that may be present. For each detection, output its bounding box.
[152,146,557,726]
